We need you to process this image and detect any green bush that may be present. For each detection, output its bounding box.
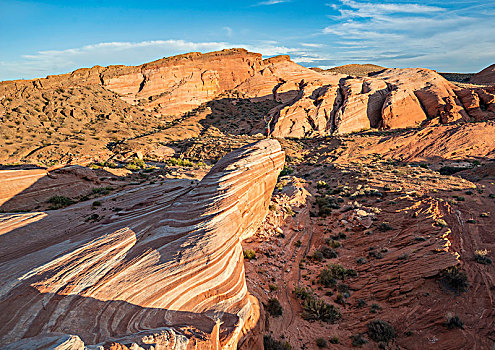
[47,195,75,209]
[92,186,114,195]
[350,334,368,347]
[263,335,292,350]
[301,296,341,323]
[126,157,146,170]
[329,336,340,344]
[167,157,195,167]
[367,319,396,342]
[266,298,283,317]
[293,286,312,300]
[243,249,256,260]
[279,165,293,177]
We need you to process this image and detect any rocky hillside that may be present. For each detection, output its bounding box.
[1,49,494,165]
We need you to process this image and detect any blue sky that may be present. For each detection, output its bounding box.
[1,0,494,81]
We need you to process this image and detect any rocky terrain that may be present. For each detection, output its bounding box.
[0,50,494,349]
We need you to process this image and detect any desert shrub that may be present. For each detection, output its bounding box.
[440,266,468,293]
[326,263,357,280]
[47,195,75,209]
[445,314,464,329]
[466,219,476,224]
[480,212,489,217]
[167,157,195,167]
[92,186,113,195]
[316,337,327,348]
[474,249,492,265]
[320,247,338,259]
[279,165,293,177]
[301,296,341,323]
[263,335,292,350]
[329,336,340,344]
[317,269,336,287]
[269,284,279,291]
[367,319,396,343]
[126,157,146,170]
[350,334,368,347]
[453,195,465,201]
[295,240,302,247]
[243,249,256,260]
[266,298,283,317]
[370,303,382,313]
[316,196,340,216]
[317,180,329,189]
[309,250,325,262]
[293,286,312,300]
[325,238,341,248]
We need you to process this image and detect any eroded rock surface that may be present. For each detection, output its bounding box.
[0,139,285,349]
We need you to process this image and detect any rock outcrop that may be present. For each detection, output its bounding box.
[470,64,495,85]
[266,68,495,137]
[0,139,285,349]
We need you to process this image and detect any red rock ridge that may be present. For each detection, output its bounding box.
[0,139,285,349]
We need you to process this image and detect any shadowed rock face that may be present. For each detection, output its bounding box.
[470,64,495,85]
[0,139,285,349]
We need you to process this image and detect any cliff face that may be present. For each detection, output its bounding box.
[265,68,495,137]
[0,139,285,349]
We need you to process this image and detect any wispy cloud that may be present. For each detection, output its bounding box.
[0,39,319,81]
[319,0,495,71]
[256,0,290,6]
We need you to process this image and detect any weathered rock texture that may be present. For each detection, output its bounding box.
[0,139,285,349]
[266,68,495,137]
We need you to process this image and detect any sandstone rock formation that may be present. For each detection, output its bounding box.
[1,49,495,163]
[470,64,495,85]
[0,139,285,349]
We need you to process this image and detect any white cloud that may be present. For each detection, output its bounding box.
[0,39,321,81]
[300,43,326,48]
[256,0,290,5]
[0,40,230,80]
[319,0,495,71]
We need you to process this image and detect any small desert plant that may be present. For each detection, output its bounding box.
[266,298,283,317]
[325,238,341,248]
[243,249,256,260]
[279,165,293,177]
[126,157,146,170]
[444,314,464,329]
[367,319,396,343]
[92,186,113,195]
[474,249,492,265]
[370,303,382,314]
[350,334,368,347]
[263,335,292,350]
[47,195,75,209]
[293,286,312,300]
[329,336,340,344]
[440,266,468,293]
[316,337,327,348]
[269,284,279,291]
[301,296,341,323]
